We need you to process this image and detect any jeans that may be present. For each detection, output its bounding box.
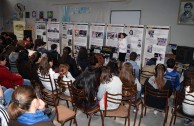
[2,86,14,104]
[23,79,32,86]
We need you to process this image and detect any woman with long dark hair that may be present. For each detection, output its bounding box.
[77,47,89,71]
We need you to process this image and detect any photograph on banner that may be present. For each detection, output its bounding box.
[35,22,46,42]
[74,24,88,47]
[89,24,105,48]
[106,25,124,48]
[47,23,60,53]
[143,26,170,66]
[124,25,144,67]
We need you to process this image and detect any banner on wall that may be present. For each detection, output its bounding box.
[13,21,25,40]
[35,21,47,42]
[124,25,145,67]
[47,22,60,53]
[89,23,105,49]
[62,22,73,52]
[142,25,170,66]
[73,23,88,56]
[106,24,124,48]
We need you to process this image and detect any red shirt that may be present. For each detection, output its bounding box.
[0,65,24,88]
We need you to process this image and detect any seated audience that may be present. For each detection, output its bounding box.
[164,58,180,92]
[8,85,51,125]
[0,54,31,88]
[144,64,171,110]
[126,52,139,79]
[73,68,99,109]
[54,64,75,96]
[97,66,122,110]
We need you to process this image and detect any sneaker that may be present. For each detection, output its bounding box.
[184,119,192,126]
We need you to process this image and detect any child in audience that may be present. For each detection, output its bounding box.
[144,64,171,110]
[8,85,49,125]
[164,58,180,92]
[97,66,122,110]
[54,64,75,96]
[38,54,55,91]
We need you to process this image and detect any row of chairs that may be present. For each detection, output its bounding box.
[38,73,194,126]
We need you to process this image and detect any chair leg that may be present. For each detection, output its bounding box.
[173,115,177,125]
[138,103,144,126]
[69,119,72,126]
[124,118,127,126]
[133,106,138,126]
[100,111,104,126]
[88,114,93,126]
[66,100,69,108]
[74,117,78,126]
[144,105,147,116]
[169,115,174,126]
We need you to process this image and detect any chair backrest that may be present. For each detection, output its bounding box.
[53,79,72,95]
[122,84,137,100]
[69,85,88,112]
[37,72,55,92]
[139,69,155,83]
[144,84,169,110]
[104,90,133,116]
[39,87,59,107]
[174,90,194,107]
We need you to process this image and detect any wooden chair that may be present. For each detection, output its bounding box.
[169,90,194,126]
[69,85,104,126]
[122,84,144,126]
[139,69,155,85]
[39,87,77,126]
[144,84,169,126]
[54,79,73,108]
[101,91,133,126]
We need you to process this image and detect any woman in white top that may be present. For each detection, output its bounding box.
[53,64,75,96]
[97,66,122,110]
[118,33,128,68]
[38,55,55,91]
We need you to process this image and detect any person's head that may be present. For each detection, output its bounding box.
[39,41,46,48]
[100,66,112,84]
[57,64,70,84]
[59,47,72,64]
[146,58,157,65]
[119,63,135,86]
[184,2,193,12]
[17,50,29,63]
[166,58,175,68]
[25,43,34,50]
[107,58,119,76]
[51,44,57,51]
[77,47,88,60]
[8,85,38,120]
[63,47,71,55]
[34,39,43,50]
[30,52,41,63]
[154,64,166,90]
[0,54,7,66]
[118,33,127,39]
[23,35,31,42]
[182,67,194,92]
[88,55,98,67]
[39,56,51,76]
[129,52,137,61]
